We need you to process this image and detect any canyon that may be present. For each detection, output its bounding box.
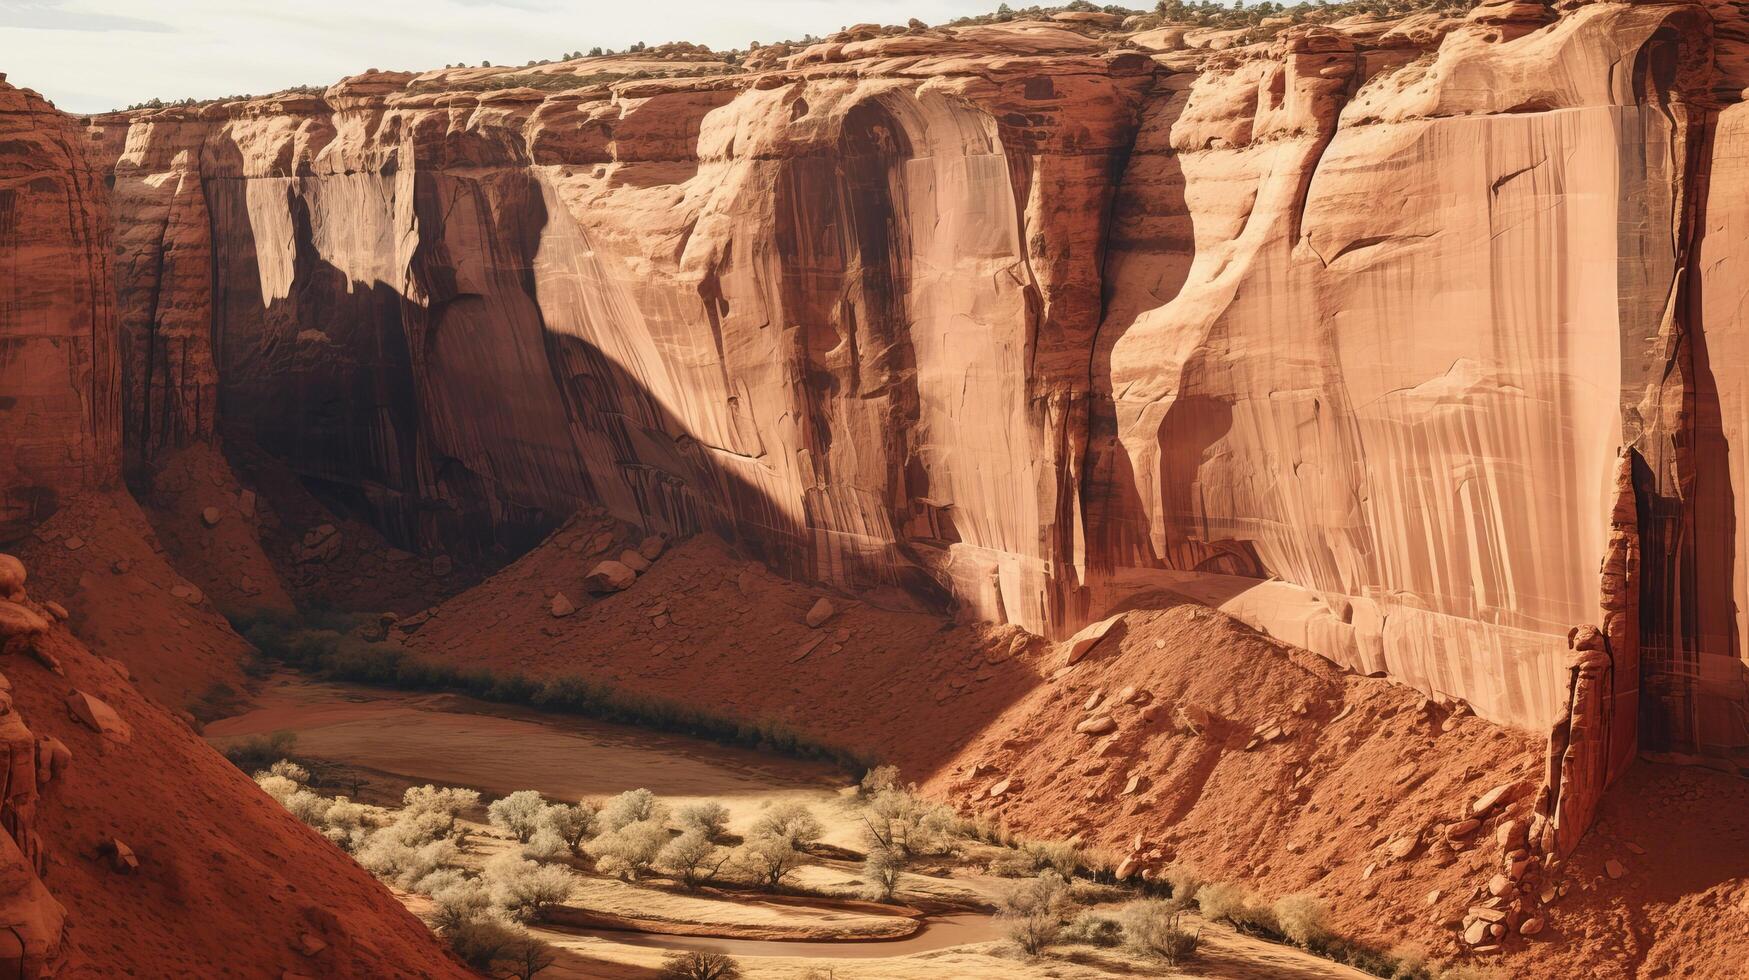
[3,0,1749,976]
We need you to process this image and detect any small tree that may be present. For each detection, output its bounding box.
[659,829,729,889]
[863,844,903,902]
[489,791,549,842]
[750,802,822,851]
[999,872,1074,957]
[401,785,480,838]
[587,818,670,880]
[496,933,557,980]
[736,834,804,890]
[660,950,741,980]
[423,870,492,930]
[485,853,576,922]
[675,802,730,842]
[523,826,569,862]
[539,802,597,853]
[1121,899,1200,966]
[600,788,667,832]
[445,915,522,971]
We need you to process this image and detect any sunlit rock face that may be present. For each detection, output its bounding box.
[88,8,1749,767]
[0,78,119,538]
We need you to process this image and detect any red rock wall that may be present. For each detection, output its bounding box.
[85,8,1749,773]
[0,77,120,539]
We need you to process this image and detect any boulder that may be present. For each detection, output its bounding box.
[34,736,70,785]
[0,601,50,640]
[804,597,837,628]
[201,506,223,527]
[584,561,637,593]
[0,554,24,601]
[1470,781,1517,816]
[1605,858,1627,879]
[98,838,138,873]
[297,933,328,956]
[295,525,341,563]
[1063,614,1122,665]
[1076,715,1118,736]
[637,535,666,561]
[549,593,576,618]
[65,691,131,743]
[619,549,652,573]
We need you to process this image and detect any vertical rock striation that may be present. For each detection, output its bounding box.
[0,77,119,539]
[72,6,1749,806]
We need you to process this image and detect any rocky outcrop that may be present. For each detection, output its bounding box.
[0,77,120,541]
[70,5,1749,787]
[0,549,469,978]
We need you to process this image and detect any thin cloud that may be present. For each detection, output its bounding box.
[0,0,174,32]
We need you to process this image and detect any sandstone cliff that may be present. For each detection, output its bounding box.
[0,76,468,978]
[0,77,119,540]
[83,2,1749,785]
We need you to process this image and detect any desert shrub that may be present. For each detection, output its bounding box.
[484,852,577,922]
[1194,881,1253,922]
[659,829,729,889]
[675,801,730,842]
[494,932,557,980]
[522,826,570,861]
[1062,909,1124,947]
[1273,892,1331,946]
[445,914,523,970]
[735,834,806,890]
[319,796,374,850]
[999,871,1075,957]
[858,764,901,796]
[422,870,493,929]
[357,834,458,890]
[660,950,741,980]
[588,818,671,880]
[538,802,597,852]
[400,785,479,838]
[254,767,338,827]
[443,912,553,977]
[750,801,822,851]
[862,844,904,902]
[1121,899,1200,966]
[224,731,299,773]
[989,838,1083,878]
[1161,865,1204,911]
[489,790,548,842]
[267,759,310,782]
[599,788,668,832]
[862,788,959,858]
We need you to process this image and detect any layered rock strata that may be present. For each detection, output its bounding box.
[58,2,1749,828]
[0,78,119,540]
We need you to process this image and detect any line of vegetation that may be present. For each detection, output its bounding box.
[224,608,874,774]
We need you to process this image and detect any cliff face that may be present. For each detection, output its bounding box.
[85,4,1749,779]
[0,78,119,539]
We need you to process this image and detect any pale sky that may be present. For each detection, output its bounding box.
[1,0,1005,114]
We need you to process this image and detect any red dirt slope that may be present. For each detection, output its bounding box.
[12,491,253,713]
[8,580,468,978]
[402,529,1749,978]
